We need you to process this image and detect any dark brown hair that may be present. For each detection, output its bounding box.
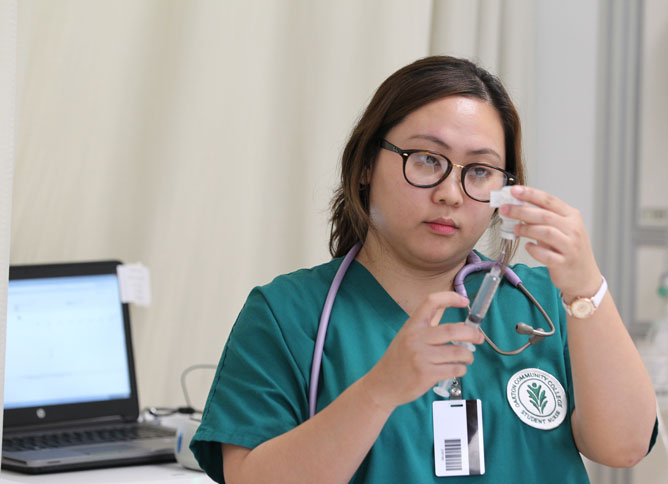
[329,55,526,260]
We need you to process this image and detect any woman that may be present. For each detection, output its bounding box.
[191,56,657,483]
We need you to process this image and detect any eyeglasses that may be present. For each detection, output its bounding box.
[380,139,516,202]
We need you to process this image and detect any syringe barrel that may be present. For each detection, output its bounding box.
[433,262,504,396]
[468,268,502,321]
[464,313,483,328]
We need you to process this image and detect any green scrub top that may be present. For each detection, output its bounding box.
[191,254,655,483]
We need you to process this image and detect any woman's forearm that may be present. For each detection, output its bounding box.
[568,293,656,467]
[222,376,393,484]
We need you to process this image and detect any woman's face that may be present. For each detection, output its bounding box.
[366,95,506,271]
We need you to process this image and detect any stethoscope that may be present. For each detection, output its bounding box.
[308,242,555,418]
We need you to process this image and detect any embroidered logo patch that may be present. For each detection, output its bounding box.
[506,368,567,430]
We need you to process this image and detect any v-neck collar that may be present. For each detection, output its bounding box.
[345,260,408,333]
[344,260,468,333]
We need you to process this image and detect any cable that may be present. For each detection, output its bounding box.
[141,363,217,419]
[181,364,217,410]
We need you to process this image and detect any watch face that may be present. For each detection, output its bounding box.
[572,298,595,318]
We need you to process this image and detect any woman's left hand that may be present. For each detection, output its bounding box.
[500,185,603,301]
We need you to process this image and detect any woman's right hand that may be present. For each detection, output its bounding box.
[360,291,483,412]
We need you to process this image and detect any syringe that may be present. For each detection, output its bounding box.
[459,264,502,347]
[433,245,509,398]
[433,187,520,398]
[454,251,506,352]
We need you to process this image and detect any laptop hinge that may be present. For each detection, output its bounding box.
[4,416,131,436]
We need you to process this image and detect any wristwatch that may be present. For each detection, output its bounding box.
[561,277,608,319]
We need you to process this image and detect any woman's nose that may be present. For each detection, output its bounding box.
[432,168,465,206]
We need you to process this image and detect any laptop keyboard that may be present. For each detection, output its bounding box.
[3,424,175,452]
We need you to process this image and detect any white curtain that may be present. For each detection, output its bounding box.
[0,0,17,449]
[11,0,536,411]
[430,0,534,155]
[13,0,435,409]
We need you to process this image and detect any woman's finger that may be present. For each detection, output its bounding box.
[524,241,568,267]
[408,291,469,329]
[510,185,572,217]
[515,223,571,253]
[426,322,484,346]
[501,203,565,230]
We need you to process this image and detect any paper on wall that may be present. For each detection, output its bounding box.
[117,263,151,307]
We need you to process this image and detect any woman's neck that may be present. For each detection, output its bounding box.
[356,235,468,316]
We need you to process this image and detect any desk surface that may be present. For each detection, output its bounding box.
[0,463,215,484]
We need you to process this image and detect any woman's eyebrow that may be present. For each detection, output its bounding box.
[408,134,450,150]
[468,148,503,161]
[409,134,502,161]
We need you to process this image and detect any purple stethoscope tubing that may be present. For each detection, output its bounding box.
[308,243,526,418]
[454,251,522,297]
[308,242,363,418]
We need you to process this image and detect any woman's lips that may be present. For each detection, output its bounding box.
[426,218,458,235]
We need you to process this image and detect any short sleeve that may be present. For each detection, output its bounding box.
[189,287,310,483]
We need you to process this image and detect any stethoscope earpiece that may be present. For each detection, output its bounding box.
[515,322,534,335]
[515,322,548,345]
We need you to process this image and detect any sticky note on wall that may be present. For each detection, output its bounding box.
[117,263,151,306]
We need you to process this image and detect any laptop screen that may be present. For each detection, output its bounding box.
[3,261,140,428]
[5,273,132,410]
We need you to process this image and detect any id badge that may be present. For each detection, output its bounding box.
[432,399,485,477]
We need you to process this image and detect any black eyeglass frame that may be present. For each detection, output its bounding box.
[379,139,516,202]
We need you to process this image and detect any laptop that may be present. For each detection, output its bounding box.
[2,260,175,474]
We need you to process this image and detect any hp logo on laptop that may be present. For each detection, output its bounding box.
[36,408,46,419]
